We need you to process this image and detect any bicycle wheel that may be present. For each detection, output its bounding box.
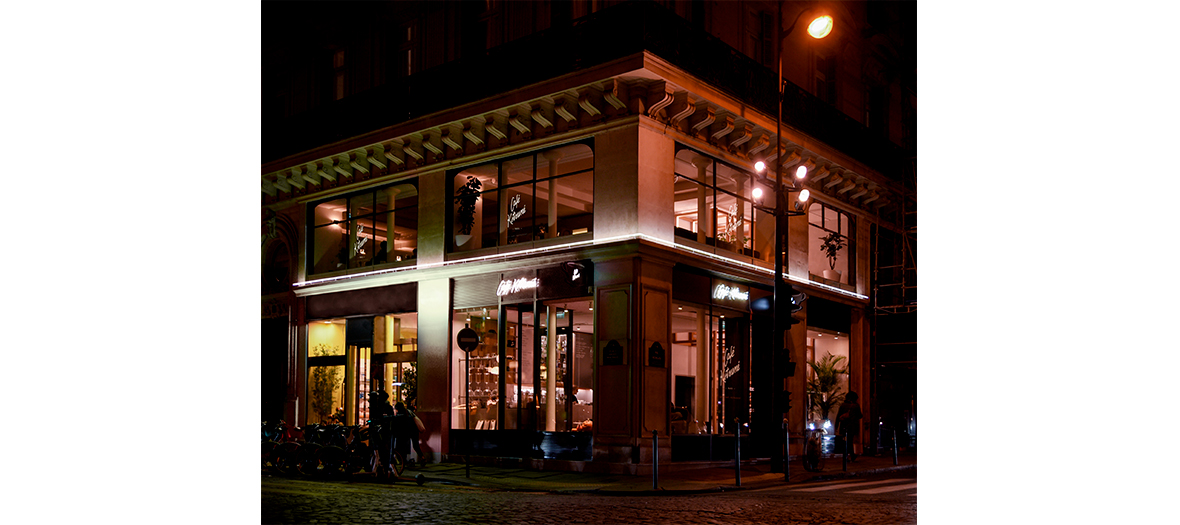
[391,451,406,477]
[317,446,348,478]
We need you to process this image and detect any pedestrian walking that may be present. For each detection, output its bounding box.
[369,390,395,472]
[394,402,427,466]
[835,391,863,460]
[395,401,427,466]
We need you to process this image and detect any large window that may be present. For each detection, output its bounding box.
[673,146,773,263]
[306,313,418,426]
[451,142,593,253]
[808,201,855,284]
[451,300,594,434]
[308,181,418,275]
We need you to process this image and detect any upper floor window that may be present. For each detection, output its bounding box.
[808,201,855,285]
[673,146,774,263]
[451,141,594,253]
[308,181,419,275]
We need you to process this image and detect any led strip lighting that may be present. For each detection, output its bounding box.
[292,233,868,301]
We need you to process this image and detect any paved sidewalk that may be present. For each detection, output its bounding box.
[369,452,916,495]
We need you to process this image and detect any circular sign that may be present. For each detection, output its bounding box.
[456,327,480,353]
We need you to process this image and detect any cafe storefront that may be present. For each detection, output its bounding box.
[449,260,596,461]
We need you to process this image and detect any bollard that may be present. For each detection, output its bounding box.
[652,430,659,490]
[783,418,790,482]
[842,432,849,472]
[735,421,742,487]
[892,429,898,466]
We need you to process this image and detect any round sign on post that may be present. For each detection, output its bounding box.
[457,327,480,353]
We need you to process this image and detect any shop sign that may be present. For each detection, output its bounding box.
[710,278,749,310]
[712,284,749,302]
[603,339,625,366]
[647,341,666,368]
[497,277,539,296]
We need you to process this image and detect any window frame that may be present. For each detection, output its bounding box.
[306,179,420,276]
[448,139,594,255]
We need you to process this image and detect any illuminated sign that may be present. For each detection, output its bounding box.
[497,277,540,296]
[713,284,749,302]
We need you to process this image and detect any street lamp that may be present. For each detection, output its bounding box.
[762,1,833,479]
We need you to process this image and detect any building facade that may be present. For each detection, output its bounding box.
[262,0,916,472]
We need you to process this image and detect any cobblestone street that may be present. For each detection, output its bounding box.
[262,475,917,525]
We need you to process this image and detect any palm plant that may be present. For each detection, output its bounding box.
[807,354,848,421]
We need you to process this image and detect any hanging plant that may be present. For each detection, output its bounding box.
[819,231,846,270]
[454,176,482,236]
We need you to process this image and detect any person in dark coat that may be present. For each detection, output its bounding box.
[369,390,395,471]
[836,391,863,460]
[394,402,425,466]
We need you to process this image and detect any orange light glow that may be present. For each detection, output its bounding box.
[808,15,833,39]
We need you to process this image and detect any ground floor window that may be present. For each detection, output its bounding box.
[805,327,850,429]
[305,312,417,426]
[670,303,750,435]
[450,299,594,432]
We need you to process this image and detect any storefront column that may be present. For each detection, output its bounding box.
[695,313,708,427]
[543,150,563,239]
[692,156,710,243]
[545,306,558,431]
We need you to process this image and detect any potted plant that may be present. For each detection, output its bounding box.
[453,176,482,247]
[807,353,848,425]
[818,231,846,281]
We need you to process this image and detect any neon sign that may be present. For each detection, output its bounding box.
[497,277,540,296]
[713,284,749,302]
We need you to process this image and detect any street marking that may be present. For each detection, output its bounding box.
[789,479,912,492]
[849,482,918,494]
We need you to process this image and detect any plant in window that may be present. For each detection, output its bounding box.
[454,176,482,237]
[819,231,846,270]
[400,363,418,410]
[310,344,342,423]
[807,353,848,422]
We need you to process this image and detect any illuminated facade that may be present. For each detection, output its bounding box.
[262,0,915,472]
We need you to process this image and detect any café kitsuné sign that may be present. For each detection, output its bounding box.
[713,284,749,302]
[496,277,540,296]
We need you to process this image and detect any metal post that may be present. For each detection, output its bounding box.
[893,429,899,466]
[783,416,790,482]
[652,430,659,490]
[735,420,742,487]
[842,432,849,472]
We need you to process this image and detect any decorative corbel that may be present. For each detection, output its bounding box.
[316,160,336,182]
[602,78,628,112]
[646,81,674,119]
[367,145,387,171]
[728,121,752,150]
[667,91,696,130]
[690,103,715,137]
[348,149,370,175]
[382,141,405,170]
[286,166,306,190]
[333,155,352,180]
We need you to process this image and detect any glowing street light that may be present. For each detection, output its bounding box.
[807,15,834,39]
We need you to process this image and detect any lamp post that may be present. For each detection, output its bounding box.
[757,1,832,479]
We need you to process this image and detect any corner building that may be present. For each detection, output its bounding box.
[262,0,916,473]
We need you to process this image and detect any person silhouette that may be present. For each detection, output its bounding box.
[835,391,863,460]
